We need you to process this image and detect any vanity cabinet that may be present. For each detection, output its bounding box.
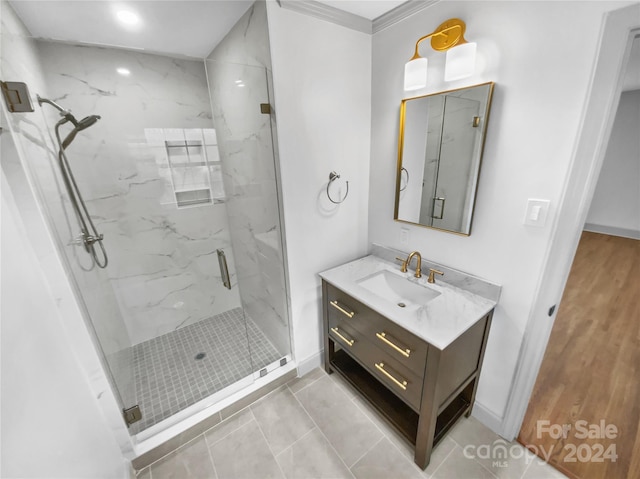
[322,280,493,469]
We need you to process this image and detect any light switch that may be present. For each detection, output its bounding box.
[530,205,541,221]
[524,199,550,227]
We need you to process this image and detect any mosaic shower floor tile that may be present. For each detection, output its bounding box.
[129,308,282,434]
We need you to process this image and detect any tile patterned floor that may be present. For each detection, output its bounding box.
[137,368,568,479]
[130,308,283,433]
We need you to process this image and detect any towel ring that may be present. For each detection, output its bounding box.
[327,171,349,204]
[400,167,409,191]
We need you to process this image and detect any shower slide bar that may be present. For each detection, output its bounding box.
[36,91,109,268]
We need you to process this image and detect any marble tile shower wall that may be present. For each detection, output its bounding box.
[206,0,291,357]
[35,42,243,345]
[0,0,135,405]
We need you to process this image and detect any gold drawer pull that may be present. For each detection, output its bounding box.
[330,300,355,318]
[330,327,354,347]
[375,363,407,390]
[376,332,411,358]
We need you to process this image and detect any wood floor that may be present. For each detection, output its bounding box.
[518,232,640,479]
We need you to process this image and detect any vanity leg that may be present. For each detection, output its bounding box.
[321,280,333,374]
[324,341,334,375]
[415,415,436,469]
[464,312,493,418]
[415,347,441,469]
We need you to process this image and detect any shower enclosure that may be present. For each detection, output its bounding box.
[1,0,291,437]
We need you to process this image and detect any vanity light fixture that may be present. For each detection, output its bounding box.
[404,18,476,91]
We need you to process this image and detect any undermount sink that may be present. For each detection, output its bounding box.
[357,270,441,309]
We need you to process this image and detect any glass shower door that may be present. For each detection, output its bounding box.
[205,60,292,375]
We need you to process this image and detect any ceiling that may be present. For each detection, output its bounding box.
[9,1,407,58]
[8,1,255,58]
[8,1,640,91]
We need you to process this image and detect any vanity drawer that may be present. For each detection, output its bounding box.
[328,316,423,411]
[326,283,428,378]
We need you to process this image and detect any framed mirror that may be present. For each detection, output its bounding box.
[394,82,494,235]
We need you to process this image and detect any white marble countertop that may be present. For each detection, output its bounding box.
[319,254,498,350]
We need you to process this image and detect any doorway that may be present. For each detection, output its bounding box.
[517,74,640,478]
[517,232,639,479]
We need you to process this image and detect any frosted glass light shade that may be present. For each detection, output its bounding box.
[444,42,476,81]
[404,57,428,91]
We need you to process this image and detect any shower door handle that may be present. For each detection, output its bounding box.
[432,197,445,220]
[217,249,231,290]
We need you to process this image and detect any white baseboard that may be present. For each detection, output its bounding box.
[296,351,323,377]
[471,401,507,439]
[583,223,640,239]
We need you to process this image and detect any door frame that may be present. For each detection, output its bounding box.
[501,3,640,440]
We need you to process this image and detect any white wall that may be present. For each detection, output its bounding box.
[370,1,630,429]
[266,0,372,371]
[585,88,640,237]
[1,154,127,477]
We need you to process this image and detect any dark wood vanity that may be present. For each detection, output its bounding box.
[322,280,493,469]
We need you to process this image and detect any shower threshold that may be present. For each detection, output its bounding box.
[128,307,283,435]
[131,358,296,463]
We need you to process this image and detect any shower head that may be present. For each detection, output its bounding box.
[60,114,101,149]
[76,114,101,131]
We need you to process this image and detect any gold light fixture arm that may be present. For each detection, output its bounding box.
[410,18,468,60]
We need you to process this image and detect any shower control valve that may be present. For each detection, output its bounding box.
[83,233,104,246]
[72,232,104,248]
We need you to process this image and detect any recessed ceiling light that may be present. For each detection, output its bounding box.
[234,80,243,84]
[116,10,140,26]
[117,67,131,76]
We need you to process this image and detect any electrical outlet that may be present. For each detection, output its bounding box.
[400,227,410,246]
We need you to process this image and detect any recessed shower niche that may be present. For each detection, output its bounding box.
[1,0,291,436]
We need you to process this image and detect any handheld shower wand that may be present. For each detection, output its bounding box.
[61,114,101,149]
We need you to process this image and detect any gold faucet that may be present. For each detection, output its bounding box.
[398,251,422,278]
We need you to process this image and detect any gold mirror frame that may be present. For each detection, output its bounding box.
[394,82,495,236]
